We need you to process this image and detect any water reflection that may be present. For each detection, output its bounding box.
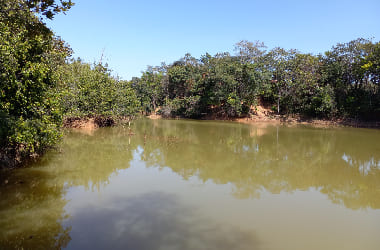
[42,128,136,190]
[342,153,380,176]
[0,128,136,249]
[134,119,380,210]
[0,119,379,249]
[64,192,259,250]
[0,168,71,249]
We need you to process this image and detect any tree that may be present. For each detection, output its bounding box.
[24,0,74,19]
[0,0,73,166]
[321,38,377,118]
[363,42,380,85]
[133,39,379,120]
[262,47,296,114]
[234,40,267,64]
[58,59,139,117]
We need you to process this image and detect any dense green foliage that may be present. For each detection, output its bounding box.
[1,0,140,166]
[133,39,380,120]
[0,0,73,163]
[57,59,139,117]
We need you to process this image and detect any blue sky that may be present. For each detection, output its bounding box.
[46,0,380,80]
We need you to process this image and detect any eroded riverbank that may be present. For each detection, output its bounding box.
[148,113,380,129]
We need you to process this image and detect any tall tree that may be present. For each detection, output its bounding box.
[321,38,377,118]
[234,40,267,64]
[0,0,73,166]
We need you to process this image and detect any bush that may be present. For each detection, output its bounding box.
[57,59,140,118]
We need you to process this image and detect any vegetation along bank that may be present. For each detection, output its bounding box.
[1,0,379,167]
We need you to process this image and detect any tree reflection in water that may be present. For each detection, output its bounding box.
[0,119,379,249]
[136,119,380,210]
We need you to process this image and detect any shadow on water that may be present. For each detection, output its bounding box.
[0,127,138,249]
[0,168,71,249]
[65,192,260,250]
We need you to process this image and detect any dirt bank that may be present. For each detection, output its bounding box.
[63,116,116,131]
[146,104,380,129]
[147,113,162,120]
[234,116,380,128]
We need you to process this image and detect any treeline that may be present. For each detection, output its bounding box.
[1,0,379,167]
[132,39,380,120]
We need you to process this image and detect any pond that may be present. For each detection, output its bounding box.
[1,119,380,250]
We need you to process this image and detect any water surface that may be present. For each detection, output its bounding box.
[1,119,380,249]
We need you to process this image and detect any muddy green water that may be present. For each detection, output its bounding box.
[1,119,380,250]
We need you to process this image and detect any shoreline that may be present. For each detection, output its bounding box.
[3,114,378,168]
[62,115,134,131]
[61,114,380,131]
[235,117,380,129]
[148,113,380,129]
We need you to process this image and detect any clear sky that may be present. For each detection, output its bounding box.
[46,0,380,80]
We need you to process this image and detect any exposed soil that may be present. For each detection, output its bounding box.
[148,113,162,120]
[147,104,380,129]
[233,116,378,128]
[63,117,97,130]
[63,116,116,131]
